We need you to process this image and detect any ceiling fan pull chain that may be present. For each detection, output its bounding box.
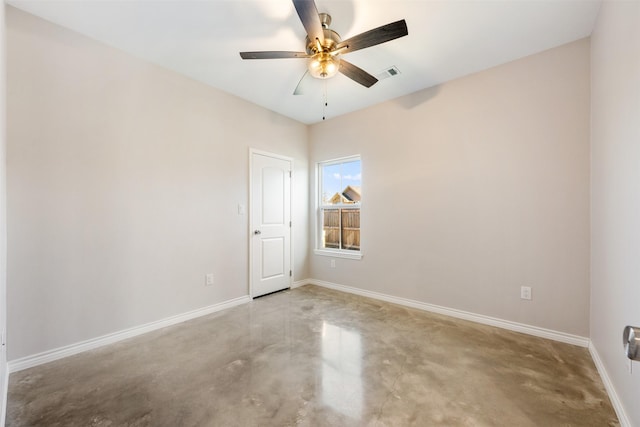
[322,80,328,120]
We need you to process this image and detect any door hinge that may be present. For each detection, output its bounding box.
[289,171,292,178]
[289,221,292,227]
[289,270,292,277]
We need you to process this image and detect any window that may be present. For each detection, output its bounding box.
[316,156,362,259]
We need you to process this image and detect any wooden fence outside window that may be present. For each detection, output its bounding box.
[323,208,360,250]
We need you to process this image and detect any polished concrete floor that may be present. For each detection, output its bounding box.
[7,285,618,426]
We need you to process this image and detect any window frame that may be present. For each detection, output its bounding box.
[314,155,363,260]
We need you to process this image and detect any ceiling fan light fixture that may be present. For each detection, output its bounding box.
[239,1,409,92]
[308,52,340,79]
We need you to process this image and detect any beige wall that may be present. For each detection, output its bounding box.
[590,1,640,424]
[6,7,308,361]
[309,38,591,337]
[1,2,8,420]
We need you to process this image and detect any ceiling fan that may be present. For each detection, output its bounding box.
[239,0,408,94]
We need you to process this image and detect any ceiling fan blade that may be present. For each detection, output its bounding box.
[339,60,378,88]
[240,51,309,60]
[292,0,324,44]
[293,71,311,95]
[336,19,408,54]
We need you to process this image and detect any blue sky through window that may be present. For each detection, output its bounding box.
[321,159,361,204]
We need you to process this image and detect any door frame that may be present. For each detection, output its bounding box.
[248,148,294,298]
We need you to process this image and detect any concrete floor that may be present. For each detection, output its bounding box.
[7,285,618,426]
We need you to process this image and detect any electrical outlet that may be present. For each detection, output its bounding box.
[330,259,336,268]
[520,286,532,300]
[205,273,214,286]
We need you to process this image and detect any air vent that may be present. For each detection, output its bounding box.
[376,66,401,81]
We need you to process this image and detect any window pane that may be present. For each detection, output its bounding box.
[341,208,360,250]
[319,157,361,253]
[322,160,361,205]
[341,160,362,202]
[322,163,342,205]
[321,208,360,251]
[322,208,340,249]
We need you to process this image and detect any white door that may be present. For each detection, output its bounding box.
[251,151,292,298]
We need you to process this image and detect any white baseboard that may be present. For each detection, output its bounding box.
[291,279,309,289]
[7,295,251,373]
[307,279,590,347]
[588,342,631,427]
[1,361,7,427]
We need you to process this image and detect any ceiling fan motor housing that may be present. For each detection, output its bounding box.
[304,14,342,79]
[305,29,341,54]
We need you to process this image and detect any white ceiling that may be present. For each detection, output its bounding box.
[8,0,601,124]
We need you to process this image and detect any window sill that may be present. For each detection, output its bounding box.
[314,249,363,260]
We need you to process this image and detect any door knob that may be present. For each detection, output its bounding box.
[624,326,640,361]
[254,230,261,235]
